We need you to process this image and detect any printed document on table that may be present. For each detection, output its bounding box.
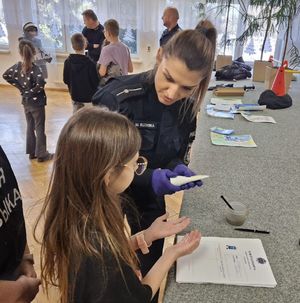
[210,132,257,148]
[176,237,277,288]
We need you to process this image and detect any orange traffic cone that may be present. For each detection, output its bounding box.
[271,60,288,96]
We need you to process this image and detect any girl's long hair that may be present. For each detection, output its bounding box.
[151,19,217,119]
[34,107,141,303]
[19,39,36,74]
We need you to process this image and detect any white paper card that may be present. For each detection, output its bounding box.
[176,237,277,288]
[211,98,243,105]
[241,113,276,123]
[214,104,232,112]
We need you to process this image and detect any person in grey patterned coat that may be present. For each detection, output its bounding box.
[2,39,53,162]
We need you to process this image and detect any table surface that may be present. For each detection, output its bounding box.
[163,79,300,303]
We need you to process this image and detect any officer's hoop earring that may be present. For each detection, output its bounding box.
[124,156,148,176]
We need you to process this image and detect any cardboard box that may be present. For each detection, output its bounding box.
[252,60,273,82]
[216,55,232,70]
[213,87,245,97]
[264,66,293,93]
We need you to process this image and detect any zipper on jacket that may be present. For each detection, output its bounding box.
[116,88,143,96]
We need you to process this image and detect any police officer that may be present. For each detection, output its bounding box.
[159,6,181,47]
[93,20,217,302]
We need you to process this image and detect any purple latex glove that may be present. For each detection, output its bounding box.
[152,169,182,196]
[173,164,203,190]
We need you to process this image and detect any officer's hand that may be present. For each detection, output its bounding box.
[173,164,203,190]
[151,169,181,196]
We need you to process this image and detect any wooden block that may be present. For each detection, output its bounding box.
[213,87,245,97]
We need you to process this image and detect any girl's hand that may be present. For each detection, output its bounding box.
[144,213,191,244]
[165,230,201,259]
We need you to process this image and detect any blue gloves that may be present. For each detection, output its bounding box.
[152,169,181,196]
[151,164,203,197]
[173,164,203,190]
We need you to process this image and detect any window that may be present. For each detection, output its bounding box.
[33,0,65,51]
[205,2,241,56]
[0,0,8,48]
[242,4,278,62]
[31,0,138,55]
[118,0,138,54]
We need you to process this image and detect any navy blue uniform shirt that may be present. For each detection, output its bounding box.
[92,72,196,210]
[159,24,181,46]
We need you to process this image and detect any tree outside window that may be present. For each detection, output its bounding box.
[242,4,278,62]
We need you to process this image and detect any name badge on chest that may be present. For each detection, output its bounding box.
[135,122,156,129]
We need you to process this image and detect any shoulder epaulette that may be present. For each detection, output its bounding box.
[111,83,146,102]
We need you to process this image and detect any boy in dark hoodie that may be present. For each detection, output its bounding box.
[63,33,99,113]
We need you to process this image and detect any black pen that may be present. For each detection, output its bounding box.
[235,228,270,234]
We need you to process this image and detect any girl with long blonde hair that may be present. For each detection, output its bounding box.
[36,107,200,303]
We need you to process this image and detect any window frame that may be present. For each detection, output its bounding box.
[0,0,9,50]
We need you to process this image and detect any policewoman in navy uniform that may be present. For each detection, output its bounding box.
[93,20,216,301]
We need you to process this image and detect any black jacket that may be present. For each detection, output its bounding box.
[82,24,105,62]
[63,54,99,103]
[2,62,46,107]
[0,146,26,280]
[92,72,196,209]
[159,24,181,47]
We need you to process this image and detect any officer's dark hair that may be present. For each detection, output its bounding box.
[104,19,119,37]
[82,9,98,21]
[159,19,217,118]
[71,33,86,51]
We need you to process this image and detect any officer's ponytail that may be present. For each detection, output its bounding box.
[162,19,217,118]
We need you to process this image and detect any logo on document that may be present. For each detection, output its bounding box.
[226,245,236,250]
[256,257,267,264]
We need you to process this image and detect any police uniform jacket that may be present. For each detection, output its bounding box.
[92,72,196,210]
[159,24,181,47]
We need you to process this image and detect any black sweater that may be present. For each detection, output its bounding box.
[73,250,152,303]
[63,54,99,103]
[82,24,105,62]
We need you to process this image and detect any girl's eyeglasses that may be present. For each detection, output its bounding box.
[124,156,148,176]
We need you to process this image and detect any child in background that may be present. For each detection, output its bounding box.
[98,19,133,85]
[2,40,53,162]
[36,107,201,303]
[20,22,52,79]
[63,33,99,113]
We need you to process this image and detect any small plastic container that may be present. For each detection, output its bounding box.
[225,201,249,226]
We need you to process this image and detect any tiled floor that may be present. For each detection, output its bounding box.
[0,85,183,303]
